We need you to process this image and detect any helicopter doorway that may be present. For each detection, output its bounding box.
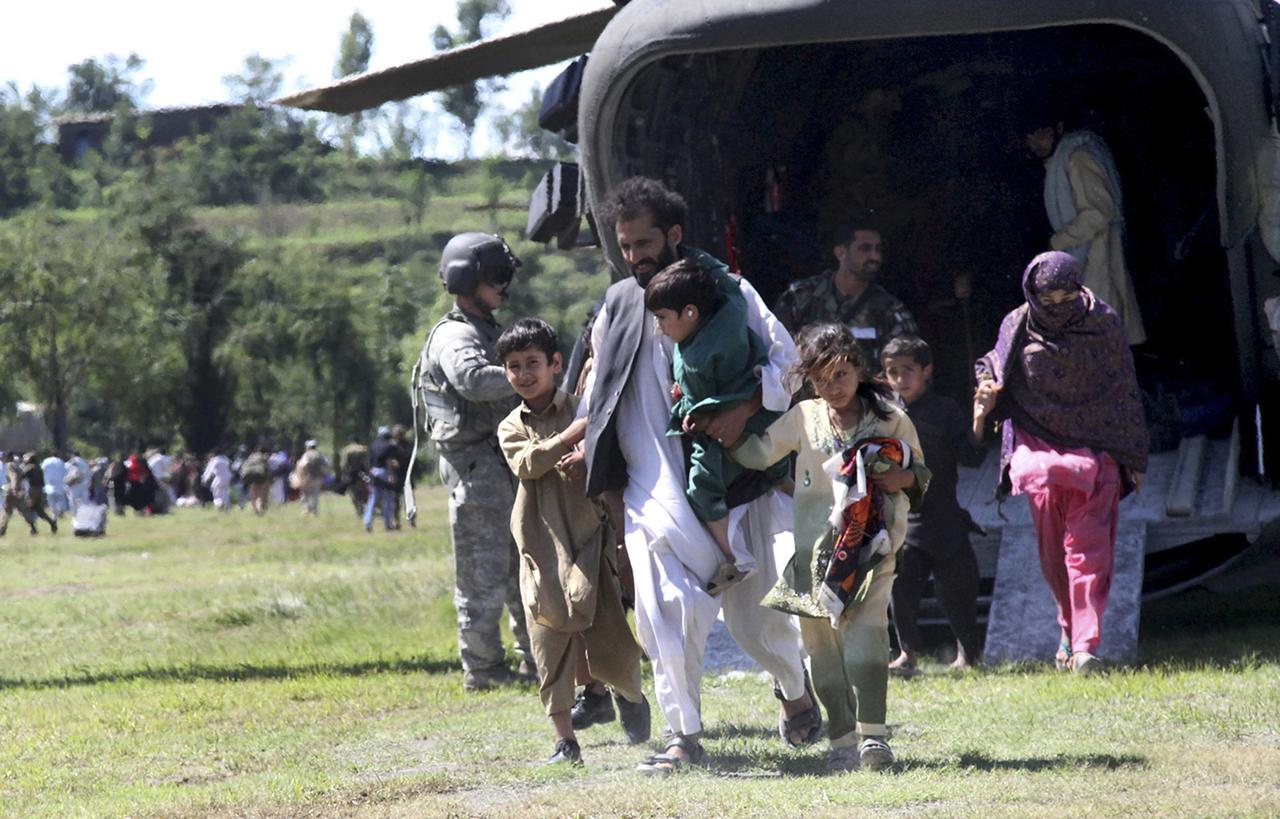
[714,25,1231,418]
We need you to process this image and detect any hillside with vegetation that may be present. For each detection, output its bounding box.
[0,69,603,458]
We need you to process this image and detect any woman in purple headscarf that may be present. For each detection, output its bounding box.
[972,251,1148,674]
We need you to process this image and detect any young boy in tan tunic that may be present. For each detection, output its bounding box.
[496,317,651,765]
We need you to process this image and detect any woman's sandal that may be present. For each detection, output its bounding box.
[774,670,824,746]
[637,734,705,775]
[1054,637,1072,672]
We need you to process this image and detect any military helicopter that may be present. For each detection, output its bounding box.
[280,0,1280,657]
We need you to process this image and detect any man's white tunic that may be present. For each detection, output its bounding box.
[586,275,805,735]
[203,455,233,508]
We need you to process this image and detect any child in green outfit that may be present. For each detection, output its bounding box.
[643,257,789,595]
[732,323,930,773]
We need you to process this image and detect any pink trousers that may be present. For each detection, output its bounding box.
[1025,463,1121,655]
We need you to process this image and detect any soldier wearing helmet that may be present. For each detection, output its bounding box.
[411,232,534,691]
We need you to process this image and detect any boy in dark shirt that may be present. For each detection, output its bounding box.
[881,337,985,673]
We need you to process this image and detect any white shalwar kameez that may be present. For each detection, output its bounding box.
[41,456,69,517]
[203,455,233,509]
[65,455,91,511]
[586,276,806,737]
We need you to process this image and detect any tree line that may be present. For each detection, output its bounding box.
[0,3,596,458]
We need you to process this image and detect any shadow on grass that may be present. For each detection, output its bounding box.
[702,724,779,742]
[1138,586,1280,670]
[899,751,1147,773]
[638,749,1146,779]
[696,722,829,776]
[0,655,460,691]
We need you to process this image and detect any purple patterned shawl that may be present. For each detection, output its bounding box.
[976,252,1148,496]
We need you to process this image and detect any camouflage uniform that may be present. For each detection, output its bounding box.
[417,306,530,678]
[0,458,34,535]
[773,272,918,366]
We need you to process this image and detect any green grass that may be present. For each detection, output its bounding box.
[2,493,1278,817]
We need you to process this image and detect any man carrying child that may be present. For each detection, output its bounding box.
[496,318,651,765]
[584,177,819,773]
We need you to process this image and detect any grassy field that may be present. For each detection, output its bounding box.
[1,491,1278,817]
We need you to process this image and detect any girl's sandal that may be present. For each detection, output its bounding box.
[1054,637,1072,671]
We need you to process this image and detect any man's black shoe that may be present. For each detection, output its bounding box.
[616,693,652,745]
[547,737,582,766]
[569,686,615,730]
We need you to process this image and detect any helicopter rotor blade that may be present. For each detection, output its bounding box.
[275,5,619,114]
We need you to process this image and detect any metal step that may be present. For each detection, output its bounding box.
[983,519,1147,664]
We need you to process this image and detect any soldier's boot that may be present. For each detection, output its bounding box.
[570,686,615,730]
[462,665,518,692]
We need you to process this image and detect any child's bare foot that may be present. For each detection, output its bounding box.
[948,655,975,671]
[706,561,752,596]
[888,651,919,678]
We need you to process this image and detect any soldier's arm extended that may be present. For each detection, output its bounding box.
[1050,149,1115,251]
[498,414,582,481]
[434,323,514,403]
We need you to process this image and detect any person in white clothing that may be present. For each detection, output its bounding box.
[40,454,69,518]
[202,452,233,511]
[268,449,290,505]
[585,178,821,773]
[148,450,176,505]
[1022,107,1145,345]
[64,451,91,512]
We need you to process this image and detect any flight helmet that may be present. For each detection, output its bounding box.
[439,232,521,296]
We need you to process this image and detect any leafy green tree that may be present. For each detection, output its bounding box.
[222,54,287,109]
[378,101,430,161]
[479,160,506,229]
[112,187,245,452]
[64,53,149,114]
[334,12,376,153]
[336,12,374,78]
[218,248,418,450]
[432,0,511,156]
[0,212,177,449]
[0,85,47,216]
[160,103,328,207]
[494,84,575,160]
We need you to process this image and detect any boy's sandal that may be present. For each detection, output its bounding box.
[705,563,751,597]
[1054,638,1073,672]
[636,735,705,775]
[773,669,824,747]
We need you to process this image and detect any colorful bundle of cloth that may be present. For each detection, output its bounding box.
[815,436,912,625]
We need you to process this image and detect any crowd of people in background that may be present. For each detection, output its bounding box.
[0,429,417,535]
